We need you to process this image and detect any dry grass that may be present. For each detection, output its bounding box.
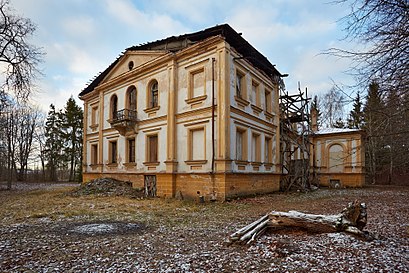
[0,183,408,272]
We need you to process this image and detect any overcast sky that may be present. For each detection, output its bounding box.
[12,0,357,112]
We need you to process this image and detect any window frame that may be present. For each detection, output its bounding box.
[236,127,248,162]
[109,140,118,164]
[146,134,158,163]
[126,137,136,163]
[110,94,118,120]
[90,143,98,165]
[187,126,206,161]
[127,86,137,112]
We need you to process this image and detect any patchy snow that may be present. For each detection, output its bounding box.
[313,127,362,135]
[71,223,116,234]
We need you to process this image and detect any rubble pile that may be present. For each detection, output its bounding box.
[70,178,144,198]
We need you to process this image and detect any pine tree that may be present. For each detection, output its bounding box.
[363,81,386,184]
[60,97,83,182]
[348,93,364,129]
[44,104,63,181]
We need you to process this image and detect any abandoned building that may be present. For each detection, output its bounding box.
[79,24,365,201]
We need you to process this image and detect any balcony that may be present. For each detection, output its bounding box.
[109,109,138,135]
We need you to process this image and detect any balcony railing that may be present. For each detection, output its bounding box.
[111,109,137,124]
[109,109,137,135]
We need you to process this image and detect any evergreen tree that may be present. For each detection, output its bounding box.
[44,104,63,181]
[348,93,364,129]
[60,97,83,182]
[363,81,386,184]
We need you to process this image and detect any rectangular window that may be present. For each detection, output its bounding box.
[264,137,272,163]
[251,81,260,106]
[265,89,272,112]
[190,128,205,160]
[91,144,98,165]
[191,68,205,98]
[91,106,98,126]
[147,135,158,162]
[236,71,245,98]
[109,141,117,164]
[236,128,247,161]
[251,133,260,162]
[127,138,136,163]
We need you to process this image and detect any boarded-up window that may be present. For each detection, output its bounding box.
[91,106,98,126]
[191,128,205,160]
[265,89,272,112]
[329,144,344,172]
[91,144,98,165]
[265,137,272,163]
[251,133,260,162]
[128,138,136,163]
[191,69,205,98]
[236,128,248,161]
[147,135,158,162]
[251,81,259,106]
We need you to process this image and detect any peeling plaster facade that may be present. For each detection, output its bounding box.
[310,128,366,187]
[79,25,282,201]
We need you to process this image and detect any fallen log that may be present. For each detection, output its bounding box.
[228,200,374,244]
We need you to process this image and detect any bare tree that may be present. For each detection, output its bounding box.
[330,0,408,93]
[0,0,43,101]
[14,104,40,181]
[319,86,345,128]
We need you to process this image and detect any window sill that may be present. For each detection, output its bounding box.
[251,104,263,115]
[124,162,136,168]
[143,161,160,166]
[234,96,250,108]
[185,160,208,165]
[250,161,262,167]
[89,124,99,131]
[265,111,274,118]
[89,164,102,170]
[235,160,249,165]
[143,106,160,114]
[106,163,118,167]
[185,95,207,105]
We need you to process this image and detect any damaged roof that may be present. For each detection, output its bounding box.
[79,24,283,97]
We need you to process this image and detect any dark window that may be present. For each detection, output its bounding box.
[128,61,134,70]
[110,141,117,163]
[150,81,158,108]
[111,95,118,120]
[128,138,136,163]
[128,86,137,111]
[91,144,98,165]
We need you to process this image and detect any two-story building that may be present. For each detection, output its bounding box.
[79,24,283,201]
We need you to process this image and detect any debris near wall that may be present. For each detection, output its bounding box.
[228,200,375,245]
[69,178,144,198]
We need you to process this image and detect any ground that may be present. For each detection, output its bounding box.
[0,182,408,272]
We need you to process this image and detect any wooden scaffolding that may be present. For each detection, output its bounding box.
[279,83,315,191]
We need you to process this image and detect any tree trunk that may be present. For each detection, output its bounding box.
[228,200,374,245]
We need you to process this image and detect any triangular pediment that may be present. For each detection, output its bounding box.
[102,51,167,83]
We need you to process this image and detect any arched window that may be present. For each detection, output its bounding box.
[329,144,344,172]
[148,80,158,108]
[127,86,137,111]
[111,94,118,120]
